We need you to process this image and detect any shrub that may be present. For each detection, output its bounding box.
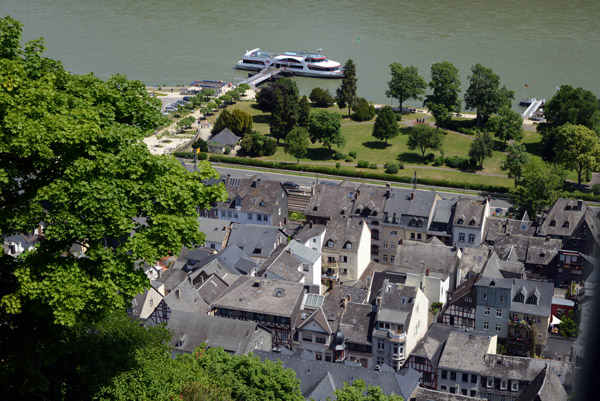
[309,87,335,108]
[592,184,600,195]
[357,160,370,168]
[351,97,376,122]
[369,163,378,169]
[585,170,593,182]
[345,158,353,162]
[224,147,231,155]
[395,113,403,121]
[445,155,469,169]
[385,162,399,174]
[458,127,480,136]
[192,138,208,152]
[335,162,341,169]
[348,150,357,159]
[425,153,435,163]
[433,156,445,166]
[334,152,348,161]
[398,162,404,169]
[241,131,276,156]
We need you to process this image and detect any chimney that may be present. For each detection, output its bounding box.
[176,289,181,298]
[366,276,371,288]
[399,238,404,245]
[426,268,430,276]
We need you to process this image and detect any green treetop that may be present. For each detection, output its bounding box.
[464,63,514,128]
[336,59,358,117]
[285,126,310,163]
[468,131,494,169]
[554,123,600,185]
[0,16,227,394]
[407,123,444,162]
[486,105,524,144]
[372,106,399,144]
[386,63,426,111]
[308,110,345,153]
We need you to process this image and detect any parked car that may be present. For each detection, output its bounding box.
[282,181,300,190]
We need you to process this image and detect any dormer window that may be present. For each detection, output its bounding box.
[526,294,538,305]
[514,293,525,303]
[326,240,334,248]
[487,377,494,388]
[563,221,569,228]
[457,218,464,224]
[260,200,266,206]
[500,379,508,390]
[344,241,352,250]
[511,381,519,391]
[469,218,476,226]
[549,220,556,227]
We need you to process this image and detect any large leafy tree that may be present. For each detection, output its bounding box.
[554,123,600,185]
[537,85,600,161]
[333,379,404,401]
[210,108,252,137]
[501,143,529,186]
[464,63,514,128]
[0,16,227,395]
[424,61,461,117]
[309,87,335,108]
[372,106,399,144]
[308,110,345,153]
[386,63,426,111]
[269,80,301,143]
[298,95,311,128]
[510,158,565,218]
[255,77,298,113]
[407,123,444,162]
[336,59,358,117]
[486,105,524,144]
[285,126,309,163]
[468,131,494,169]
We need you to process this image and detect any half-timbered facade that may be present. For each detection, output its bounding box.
[147,279,209,325]
[441,277,477,330]
[209,277,305,348]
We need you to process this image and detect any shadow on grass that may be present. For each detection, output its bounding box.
[250,103,264,111]
[253,114,270,125]
[399,126,412,135]
[306,147,334,161]
[397,152,424,164]
[362,141,391,150]
[524,141,543,157]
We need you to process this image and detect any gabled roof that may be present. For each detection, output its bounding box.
[167,310,269,355]
[482,354,574,388]
[536,198,588,238]
[198,217,232,244]
[509,279,553,317]
[409,323,455,368]
[297,307,333,334]
[214,175,284,215]
[209,128,240,147]
[515,366,568,401]
[392,241,461,280]
[377,283,418,326]
[163,278,209,314]
[211,276,304,317]
[323,217,369,252]
[196,274,229,304]
[294,223,327,244]
[340,302,376,345]
[351,184,388,218]
[415,387,486,401]
[227,223,283,259]
[255,350,421,401]
[287,240,320,264]
[437,331,496,373]
[452,197,488,229]
[305,182,357,220]
[383,188,439,227]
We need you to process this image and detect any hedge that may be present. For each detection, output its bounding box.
[207,154,510,193]
[173,151,207,160]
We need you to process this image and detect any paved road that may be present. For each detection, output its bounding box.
[179,160,513,211]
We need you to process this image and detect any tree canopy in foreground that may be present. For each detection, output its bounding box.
[0,16,227,396]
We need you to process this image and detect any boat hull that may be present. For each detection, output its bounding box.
[235,48,344,78]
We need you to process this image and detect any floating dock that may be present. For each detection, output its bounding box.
[522,98,545,119]
[240,67,284,89]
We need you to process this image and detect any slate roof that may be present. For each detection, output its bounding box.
[287,239,320,264]
[459,246,491,277]
[510,279,554,317]
[198,217,231,244]
[211,276,305,317]
[483,251,525,279]
[163,278,209,314]
[392,241,461,280]
[475,276,513,290]
[196,274,229,304]
[259,245,305,282]
[323,217,368,252]
[482,354,574,389]
[453,197,488,229]
[515,366,568,401]
[351,184,388,218]
[437,331,496,374]
[319,286,370,332]
[408,323,455,368]
[294,223,327,245]
[167,310,269,355]
[156,268,188,293]
[383,188,439,228]
[415,388,486,401]
[377,283,418,326]
[255,350,421,401]
[536,198,588,238]
[305,182,358,220]
[340,302,376,345]
[485,217,537,244]
[206,244,258,275]
[209,128,240,147]
[297,307,333,334]
[215,175,284,215]
[227,223,284,259]
[368,270,407,304]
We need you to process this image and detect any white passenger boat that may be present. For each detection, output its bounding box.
[235,48,344,78]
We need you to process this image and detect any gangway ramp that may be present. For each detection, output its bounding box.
[240,67,283,89]
[522,98,545,119]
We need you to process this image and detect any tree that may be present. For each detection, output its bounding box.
[464,63,514,128]
[554,123,600,185]
[298,95,311,128]
[469,131,494,168]
[309,87,335,107]
[558,310,579,338]
[256,78,298,113]
[0,17,227,396]
[336,59,358,117]
[285,127,309,163]
[510,158,565,218]
[308,110,345,153]
[211,109,232,135]
[424,61,461,119]
[537,85,600,161]
[501,143,529,186]
[407,123,444,162]
[386,63,426,111]
[333,379,404,401]
[428,102,452,128]
[486,105,523,144]
[240,131,277,157]
[229,109,253,136]
[372,106,399,144]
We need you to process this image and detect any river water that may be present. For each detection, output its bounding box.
[3,0,599,108]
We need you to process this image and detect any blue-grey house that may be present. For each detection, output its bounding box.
[474,277,512,338]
